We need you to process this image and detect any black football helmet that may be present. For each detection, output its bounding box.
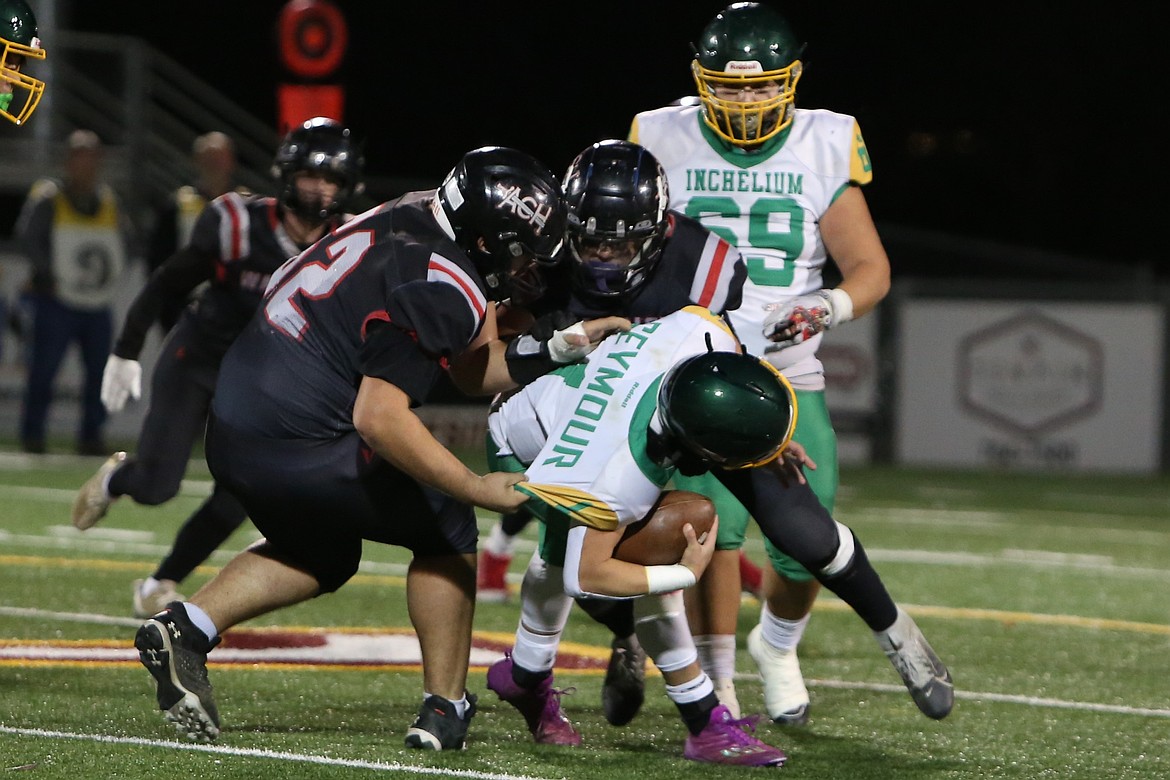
[692,2,805,146]
[563,140,670,301]
[657,350,797,470]
[271,117,365,224]
[434,146,565,302]
[1,0,46,126]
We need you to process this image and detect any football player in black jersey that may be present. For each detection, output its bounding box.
[481,140,748,734]
[72,118,365,620]
[126,146,629,750]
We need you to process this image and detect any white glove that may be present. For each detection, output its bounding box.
[762,288,854,351]
[546,321,594,363]
[101,355,142,413]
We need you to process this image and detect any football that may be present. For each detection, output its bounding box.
[612,490,716,566]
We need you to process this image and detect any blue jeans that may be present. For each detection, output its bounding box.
[19,293,112,448]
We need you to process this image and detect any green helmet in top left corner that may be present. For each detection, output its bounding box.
[657,350,798,470]
[1,0,47,126]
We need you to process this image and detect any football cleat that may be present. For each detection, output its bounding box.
[602,634,646,726]
[135,602,221,742]
[875,608,954,720]
[71,451,125,530]
[683,704,787,767]
[487,653,581,745]
[133,579,186,620]
[405,692,477,750]
[747,624,810,725]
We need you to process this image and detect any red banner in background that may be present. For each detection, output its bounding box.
[277,0,347,133]
[278,84,345,136]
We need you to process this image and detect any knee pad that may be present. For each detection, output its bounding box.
[519,550,573,633]
[632,592,696,673]
[818,521,856,578]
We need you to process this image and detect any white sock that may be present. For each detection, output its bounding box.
[511,624,562,673]
[485,523,516,557]
[693,634,737,681]
[181,602,219,643]
[139,577,161,597]
[664,672,715,705]
[759,602,810,652]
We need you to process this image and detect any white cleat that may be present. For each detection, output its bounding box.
[875,608,954,720]
[71,451,126,530]
[747,624,810,725]
[133,579,187,620]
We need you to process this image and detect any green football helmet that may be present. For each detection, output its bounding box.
[657,350,798,470]
[691,2,804,146]
[1,0,46,125]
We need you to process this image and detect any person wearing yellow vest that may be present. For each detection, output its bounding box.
[16,129,134,454]
[145,131,238,333]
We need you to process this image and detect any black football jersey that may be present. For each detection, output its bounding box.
[546,211,745,322]
[185,192,316,354]
[212,192,491,439]
[113,192,341,361]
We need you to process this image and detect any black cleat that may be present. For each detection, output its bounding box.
[405,692,477,750]
[602,634,646,726]
[135,602,222,742]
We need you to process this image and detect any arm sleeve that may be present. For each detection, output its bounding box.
[112,245,215,359]
[146,201,180,273]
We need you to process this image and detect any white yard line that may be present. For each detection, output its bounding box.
[0,725,562,779]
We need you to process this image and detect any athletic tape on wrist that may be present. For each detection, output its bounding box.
[644,564,697,594]
[828,287,854,325]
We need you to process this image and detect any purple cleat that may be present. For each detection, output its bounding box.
[486,653,581,746]
[683,704,787,767]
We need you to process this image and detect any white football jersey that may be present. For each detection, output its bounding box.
[490,306,740,531]
[631,105,872,389]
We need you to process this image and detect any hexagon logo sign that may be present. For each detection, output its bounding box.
[957,311,1103,436]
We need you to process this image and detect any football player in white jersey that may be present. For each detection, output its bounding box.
[488,306,790,766]
[629,2,893,724]
[486,307,951,764]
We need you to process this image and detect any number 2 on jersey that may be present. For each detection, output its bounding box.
[264,230,373,339]
[685,195,805,287]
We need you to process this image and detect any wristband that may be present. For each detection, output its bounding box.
[827,287,854,325]
[644,564,697,594]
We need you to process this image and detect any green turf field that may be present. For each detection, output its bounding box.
[1,447,1168,779]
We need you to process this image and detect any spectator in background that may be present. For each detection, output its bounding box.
[16,129,134,454]
[146,131,238,333]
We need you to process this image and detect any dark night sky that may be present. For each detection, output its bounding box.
[59,2,1161,275]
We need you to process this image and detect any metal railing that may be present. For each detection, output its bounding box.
[1,30,278,219]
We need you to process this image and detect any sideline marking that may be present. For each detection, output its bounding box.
[0,725,561,780]
[4,607,1168,721]
[0,606,611,670]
